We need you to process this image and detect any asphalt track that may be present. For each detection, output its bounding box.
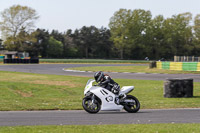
[0,64,200,82]
[0,64,200,126]
[0,109,200,126]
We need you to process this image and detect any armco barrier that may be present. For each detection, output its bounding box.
[162,62,170,70]
[156,62,162,69]
[3,59,39,64]
[156,61,200,71]
[182,62,198,71]
[170,62,182,71]
[197,63,200,71]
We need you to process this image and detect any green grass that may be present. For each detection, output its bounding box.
[0,71,200,111]
[0,71,87,110]
[1,124,200,133]
[39,59,149,64]
[66,66,200,74]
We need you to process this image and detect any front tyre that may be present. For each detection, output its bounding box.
[124,95,140,113]
[82,96,101,114]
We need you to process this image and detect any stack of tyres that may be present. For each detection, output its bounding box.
[3,58,39,64]
[3,59,7,64]
[8,59,11,63]
[24,59,29,64]
[30,59,33,63]
[31,59,39,64]
[16,59,19,63]
[19,59,22,63]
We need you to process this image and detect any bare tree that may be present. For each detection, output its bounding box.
[0,5,39,38]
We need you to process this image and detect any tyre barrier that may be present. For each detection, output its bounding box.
[149,61,157,69]
[164,78,193,98]
[156,62,200,71]
[3,59,39,64]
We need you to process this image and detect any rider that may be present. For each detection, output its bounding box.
[94,71,120,94]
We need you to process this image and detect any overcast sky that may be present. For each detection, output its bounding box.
[0,0,200,33]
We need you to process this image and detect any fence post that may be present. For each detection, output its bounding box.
[174,56,177,62]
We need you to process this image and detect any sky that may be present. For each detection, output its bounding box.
[0,0,200,34]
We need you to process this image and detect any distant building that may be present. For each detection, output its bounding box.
[3,51,38,64]
[4,51,18,59]
[4,51,29,59]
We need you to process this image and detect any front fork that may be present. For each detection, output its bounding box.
[85,92,97,104]
[91,94,95,104]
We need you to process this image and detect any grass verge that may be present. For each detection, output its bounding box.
[0,71,200,111]
[1,124,200,133]
[39,59,149,64]
[65,66,200,74]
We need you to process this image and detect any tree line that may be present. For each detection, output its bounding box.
[0,5,200,60]
[2,27,114,58]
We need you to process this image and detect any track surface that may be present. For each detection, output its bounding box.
[0,64,200,126]
[0,109,200,126]
[0,64,200,82]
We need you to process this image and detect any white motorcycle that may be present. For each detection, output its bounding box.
[82,79,140,113]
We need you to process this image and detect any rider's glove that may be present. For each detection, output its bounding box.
[98,83,102,86]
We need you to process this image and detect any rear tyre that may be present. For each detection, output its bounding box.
[82,96,101,114]
[123,95,140,113]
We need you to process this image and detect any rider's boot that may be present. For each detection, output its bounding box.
[115,97,120,105]
[119,94,126,104]
[115,94,126,105]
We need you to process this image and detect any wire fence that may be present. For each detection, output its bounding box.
[174,56,200,62]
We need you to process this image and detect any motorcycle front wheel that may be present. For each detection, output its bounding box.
[82,96,101,114]
[123,95,140,113]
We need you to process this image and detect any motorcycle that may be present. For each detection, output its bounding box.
[82,79,140,113]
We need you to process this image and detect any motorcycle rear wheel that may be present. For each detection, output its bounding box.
[82,96,101,114]
[123,95,140,113]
